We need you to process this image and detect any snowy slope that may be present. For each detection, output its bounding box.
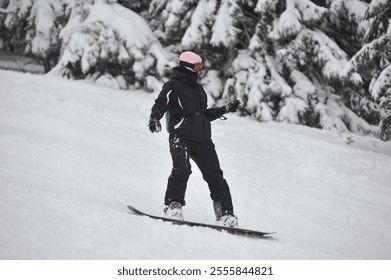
[1,69,391,260]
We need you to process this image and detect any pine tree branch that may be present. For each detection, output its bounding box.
[240,21,252,45]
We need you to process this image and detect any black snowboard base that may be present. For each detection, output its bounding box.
[127,205,275,239]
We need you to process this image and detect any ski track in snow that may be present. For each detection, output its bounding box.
[0,70,391,259]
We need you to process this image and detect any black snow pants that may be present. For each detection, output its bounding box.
[165,134,234,213]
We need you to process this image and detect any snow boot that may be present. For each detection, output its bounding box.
[213,201,238,228]
[216,210,238,227]
[163,201,184,221]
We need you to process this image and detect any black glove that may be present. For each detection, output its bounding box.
[220,100,240,115]
[148,111,162,133]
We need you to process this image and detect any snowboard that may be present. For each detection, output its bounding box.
[127,205,275,239]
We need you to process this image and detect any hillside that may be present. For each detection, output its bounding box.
[0,70,391,260]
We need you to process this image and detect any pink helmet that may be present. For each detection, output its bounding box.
[179,51,203,72]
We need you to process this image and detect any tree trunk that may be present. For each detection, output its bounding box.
[42,58,51,73]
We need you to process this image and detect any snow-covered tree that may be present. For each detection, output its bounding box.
[327,0,369,56]
[1,0,32,30]
[25,0,67,71]
[0,0,32,53]
[206,0,241,48]
[0,0,67,70]
[0,0,174,84]
[220,0,375,134]
[181,0,217,49]
[343,0,391,140]
[0,0,9,50]
[50,0,174,90]
[148,0,198,45]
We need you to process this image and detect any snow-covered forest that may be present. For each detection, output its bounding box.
[0,0,390,140]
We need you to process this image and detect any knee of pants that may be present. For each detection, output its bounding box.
[171,167,192,182]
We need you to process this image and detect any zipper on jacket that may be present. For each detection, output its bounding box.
[198,87,206,140]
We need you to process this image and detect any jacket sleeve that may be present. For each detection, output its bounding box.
[150,81,173,120]
[205,107,223,122]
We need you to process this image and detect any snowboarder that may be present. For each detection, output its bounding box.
[148,51,240,227]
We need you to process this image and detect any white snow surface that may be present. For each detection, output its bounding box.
[1,70,391,260]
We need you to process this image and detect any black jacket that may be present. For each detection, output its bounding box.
[151,67,221,142]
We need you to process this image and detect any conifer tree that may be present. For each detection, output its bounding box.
[0,0,32,53]
[343,0,391,140]
[26,0,67,72]
[220,0,375,133]
[0,0,67,71]
[50,0,174,90]
[148,0,198,45]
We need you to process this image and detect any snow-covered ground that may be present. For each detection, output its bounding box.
[1,69,391,260]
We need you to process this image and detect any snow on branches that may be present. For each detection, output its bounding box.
[209,0,240,47]
[342,0,391,139]
[182,0,217,48]
[272,0,327,40]
[27,0,66,58]
[50,0,173,90]
[232,0,376,134]
[2,0,32,29]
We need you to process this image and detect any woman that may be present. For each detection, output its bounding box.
[148,51,240,227]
